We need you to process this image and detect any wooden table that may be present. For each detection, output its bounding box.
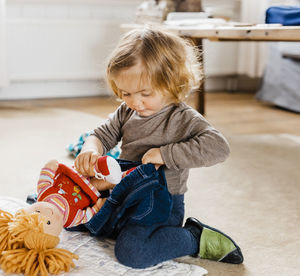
[121,23,300,114]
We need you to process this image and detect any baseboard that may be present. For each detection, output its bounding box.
[205,75,261,92]
[0,80,110,100]
[0,76,262,100]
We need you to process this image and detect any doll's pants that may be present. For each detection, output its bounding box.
[114,194,198,268]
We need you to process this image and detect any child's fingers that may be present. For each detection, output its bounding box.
[142,150,154,164]
[75,151,101,176]
[141,151,150,164]
[75,153,90,175]
[154,164,161,170]
[90,153,99,168]
[74,154,83,172]
[75,155,85,174]
[82,153,93,175]
[88,153,100,176]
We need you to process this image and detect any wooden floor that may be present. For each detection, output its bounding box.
[1,92,299,136]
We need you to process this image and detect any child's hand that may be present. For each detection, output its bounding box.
[90,177,116,191]
[75,150,100,176]
[142,148,164,167]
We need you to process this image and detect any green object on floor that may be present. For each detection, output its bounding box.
[199,227,237,261]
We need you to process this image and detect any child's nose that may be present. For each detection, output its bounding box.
[132,97,142,109]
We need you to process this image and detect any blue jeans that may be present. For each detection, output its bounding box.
[114,194,198,268]
[85,161,173,238]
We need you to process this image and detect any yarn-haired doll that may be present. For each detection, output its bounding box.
[29,156,122,230]
[0,156,124,276]
[0,209,78,276]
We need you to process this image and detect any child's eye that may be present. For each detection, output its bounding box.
[122,93,130,97]
[141,91,152,97]
[47,221,51,225]
[35,210,40,213]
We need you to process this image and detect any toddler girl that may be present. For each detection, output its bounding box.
[75,26,243,268]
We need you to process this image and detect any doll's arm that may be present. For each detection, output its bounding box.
[67,198,106,228]
[37,160,59,195]
[90,177,116,191]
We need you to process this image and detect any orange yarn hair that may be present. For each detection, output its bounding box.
[0,209,78,276]
[0,210,14,253]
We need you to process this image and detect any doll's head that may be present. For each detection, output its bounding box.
[24,201,64,237]
[106,26,203,104]
[0,209,77,276]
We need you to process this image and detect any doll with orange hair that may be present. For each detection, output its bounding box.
[0,155,125,276]
[31,156,122,231]
[0,209,78,276]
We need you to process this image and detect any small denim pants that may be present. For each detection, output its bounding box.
[84,159,198,268]
[114,194,198,268]
[85,160,173,238]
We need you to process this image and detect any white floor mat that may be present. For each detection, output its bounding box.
[0,197,207,276]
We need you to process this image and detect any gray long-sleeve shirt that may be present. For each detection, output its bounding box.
[93,102,230,195]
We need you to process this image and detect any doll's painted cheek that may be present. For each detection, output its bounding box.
[42,218,63,236]
[35,207,52,217]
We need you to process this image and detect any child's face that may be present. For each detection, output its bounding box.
[114,63,172,117]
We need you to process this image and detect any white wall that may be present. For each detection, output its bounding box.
[0,0,8,88]
[202,0,240,77]
[1,0,142,99]
[1,0,244,100]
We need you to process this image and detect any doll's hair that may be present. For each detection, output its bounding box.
[0,210,15,253]
[106,26,203,103]
[0,209,78,276]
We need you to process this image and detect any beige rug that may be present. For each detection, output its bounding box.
[0,108,105,199]
[1,107,300,276]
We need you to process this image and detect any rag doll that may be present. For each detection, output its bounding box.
[31,155,123,230]
[0,209,78,276]
[0,155,125,276]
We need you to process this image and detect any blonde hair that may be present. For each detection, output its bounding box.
[106,26,203,103]
[0,209,78,276]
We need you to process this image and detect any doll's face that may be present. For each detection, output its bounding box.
[25,202,64,237]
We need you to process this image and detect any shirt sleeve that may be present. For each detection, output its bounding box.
[91,103,128,155]
[37,168,56,196]
[160,116,230,170]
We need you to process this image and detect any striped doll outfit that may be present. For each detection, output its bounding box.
[37,164,101,228]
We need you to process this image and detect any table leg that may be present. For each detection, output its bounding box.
[190,38,205,115]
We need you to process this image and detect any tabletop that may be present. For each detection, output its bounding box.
[121,23,300,42]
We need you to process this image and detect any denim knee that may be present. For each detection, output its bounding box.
[114,195,186,268]
[114,226,153,269]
